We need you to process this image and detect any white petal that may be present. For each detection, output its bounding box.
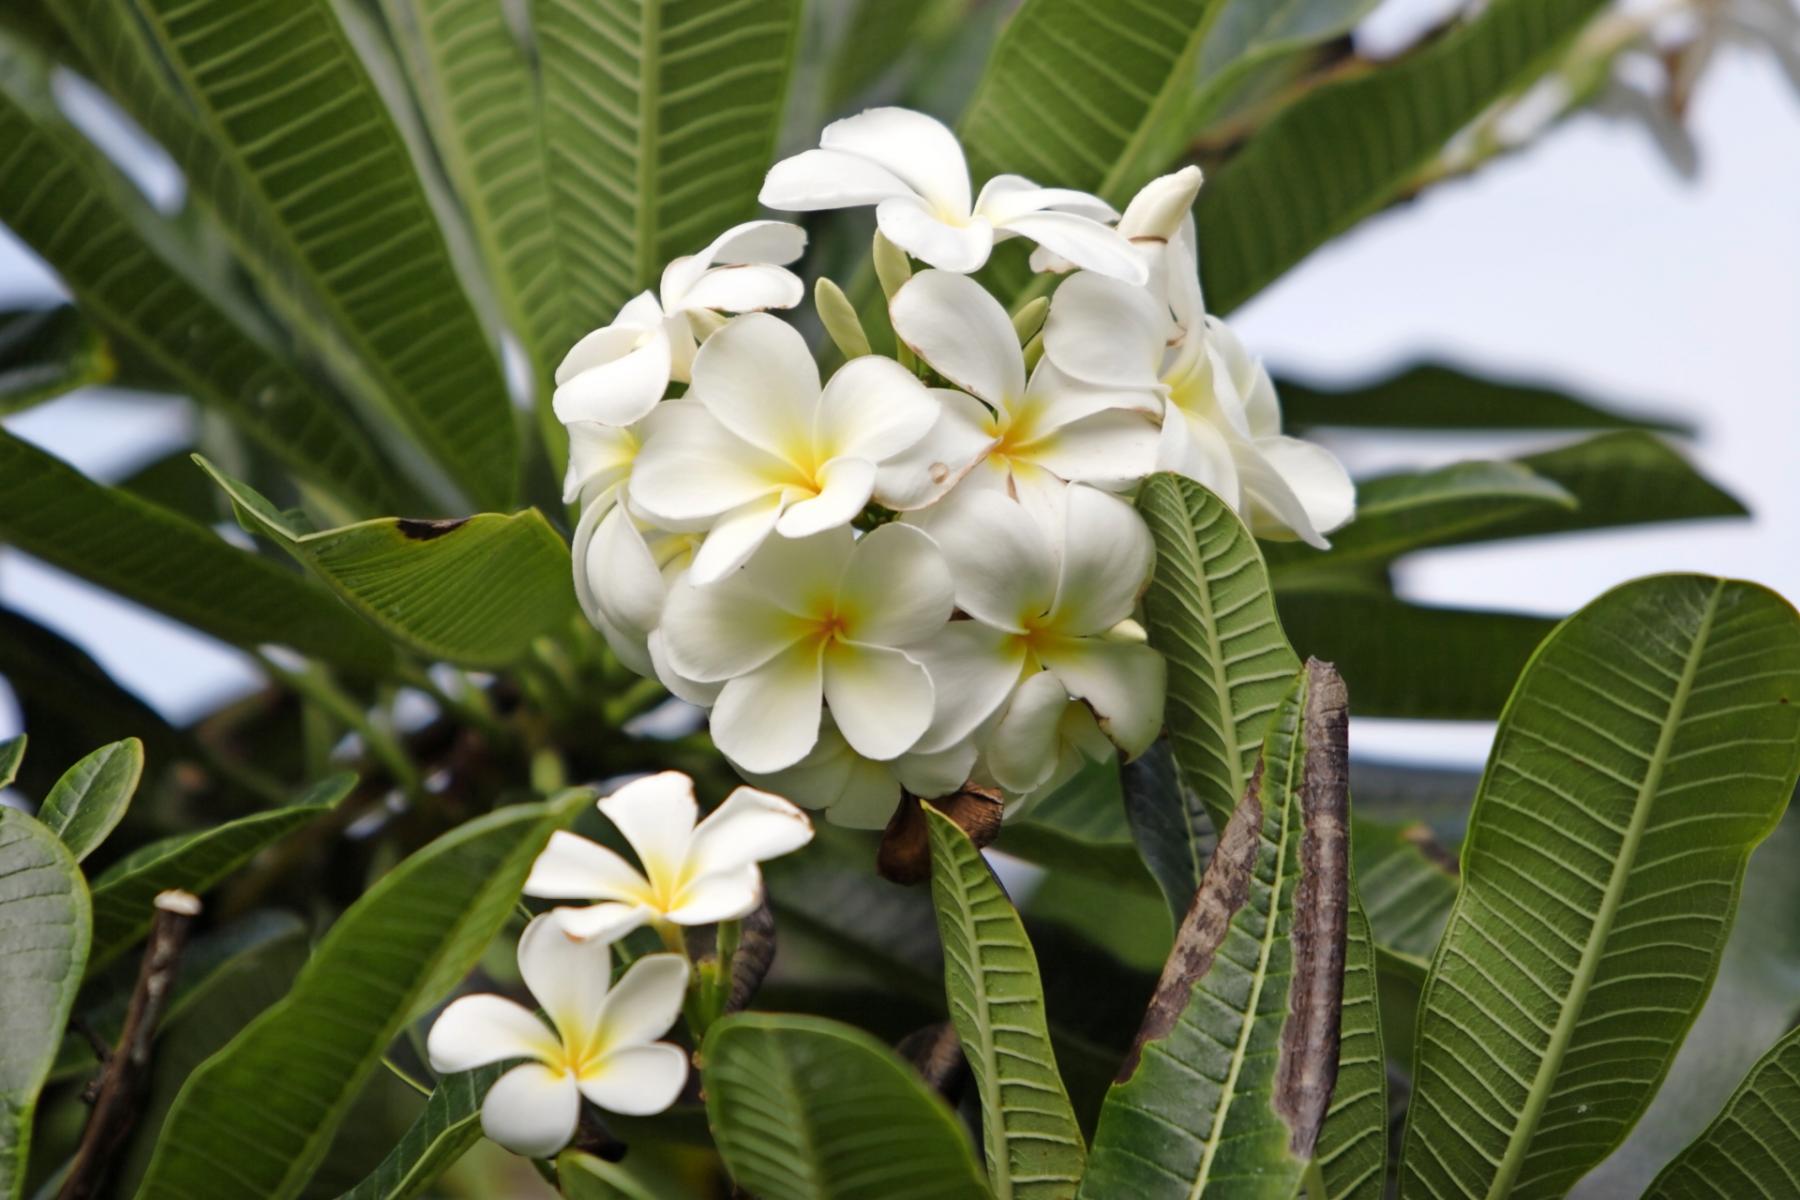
[1157,408,1242,507]
[816,355,938,464]
[739,722,899,829]
[556,301,657,385]
[1204,316,1281,438]
[975,175,1118,224]
[555,902,654,943]
[838,522,953,647]
[517,911,614,1042]
[629,404,784,525]
[675,264,805,316]
[983,671,1070,795]
[892,738,979,799]
[689,493,787,585]
[994,211,1146,285]
[917,488,1054,631]
[823,643,934,761]
[890,270,1023,406]
[660,568,799,681]
[821,106,971,216]
[428,995,559,1074]
[1116,166,1203,242]
[648,629,724,708]
[598,771,701,881]
[689,312,820,460]
[562,421,638,506]
[662,220,807,304]
[1043,271,1169,389]
[687,786,815,877]
[595,953,689,1047]
[1026,409,1161,490]
[524,830,653,903]
[663,865,763,925]
[577,504,665,638]
[552,327,672,427]
[908,621,1028,753]
[876,197,994,273]
[711,642,825,773]
[874,389,996,511]
[577,1044,689,1117]
[774,456,875,538]
[481,1063,581,1158]
[1243,437,1356,549]
[760,147,914,210]
[1047,485,1155,635]
[1038,637,1166,759]
[731,524,856,616]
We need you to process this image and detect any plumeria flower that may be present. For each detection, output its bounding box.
[524,771,813,943]
[760,107,1145,283]
[553,221,806,428]
[1044,261,1354,547]
[923,485,1166,785]
[426,914,688,1158]
[890,269,1161,522]
[979,668,1123,811]
[630,313,941,583]
[659,523,954,773]
[1031,164,1203,295]
[742,718,906,830]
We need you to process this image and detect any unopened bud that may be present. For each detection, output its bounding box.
[872,231,912,299]
[815,277,871,360]
[1118,165,1203,244]
[1011,296,1048,345]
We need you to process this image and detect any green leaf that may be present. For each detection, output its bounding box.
[36,737,142,862]
[1314,884,1388,1200]
[0,735,22,790]
[137,790,587,1200]
[1374,947,1427,1079]
[0,809,90,1200]
[820,0,970,115]
[0,29,409,514]
[925,806,1086,1198]
[87,774,351,971]
[197,456,578,668]
[1643,1025,1800,1199]
[533,0,805,332]
[702,1012,993,1200]
[338,1065,503,1200]
[0,432,394,672]
[1277,590,1555,720]
[1122,738,1216,926]
[1137,472,1302,830]
[1188,0,1380,125]
[1397,575,1800,1199]
[556,1151,664,1200]
[1078,660,1350,1200]
[1352,814,1459,960]
[1197,0,1609,314]
[0,305,112,414]
[1276,363,1689,435]
[98,0,517,508]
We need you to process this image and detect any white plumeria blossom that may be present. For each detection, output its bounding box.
[760,107,1145,284]
[426,914,688,1158]
[552,221,806,428]
[630,312,942,583]
[1031,164,1202,292]
[660,523,953,774]
[524,771,814,943]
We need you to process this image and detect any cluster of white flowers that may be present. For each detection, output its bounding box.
[561,107,1354,828]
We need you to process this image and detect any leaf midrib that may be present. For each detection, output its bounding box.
[1483,580,1723,1198]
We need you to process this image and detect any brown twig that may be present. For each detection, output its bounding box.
[58,890,201,1200]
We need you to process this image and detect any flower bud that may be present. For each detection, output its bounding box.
[815,276,872,359]
[1118,164,1203,244]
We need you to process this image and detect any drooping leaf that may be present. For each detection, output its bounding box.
[1276,363,1689,436]
[1351,814,1459,960]
[1197,0,1609,314]
[1078,659,1350,1200]
[0,305,112,414]
[1122,738,1216,927]
[703,1012,992,1200]
[1314,883,1388,1200]
[925,806,1086,1198]
[1397,575,1800,1199]
[136,790,586,1200]
[338,1065,504,1200]
[0,809,90,1200]
[35,736,142,862]
[0,736,22,790]
[198,457,577,668]
[1138,472,1302,830]
[87,774,351,971]
[0,432,393,672]
[1642,1025,1800,1199]
[0,28,408,514]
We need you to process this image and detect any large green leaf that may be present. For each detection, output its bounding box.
[925,806,1085,1198]
[1276,364,1688,435]
[1137,472,1301,830]
[1078,660,1349,1200]
[0,432,394,671]
[199,456,578,668]
[88,774,351,971]
[1197,0,1609,314]
[533,0,804,332]
[0,29,407,513]
[338,1065,503,1200]
[702,1012,992,1200]
[1397,575,1800,1199]
[1314,884,1387,1200]
[1642,1026,1800,1199]
[101,0,517,508]
[1352,814,1459,961]
[36,736,142,862]
[0,809,90,1200]
[136,790,586,1200]
[1187,0,1378,126]
[0,305,112,414]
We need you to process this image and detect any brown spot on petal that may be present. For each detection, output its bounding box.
[929,462,950,483]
